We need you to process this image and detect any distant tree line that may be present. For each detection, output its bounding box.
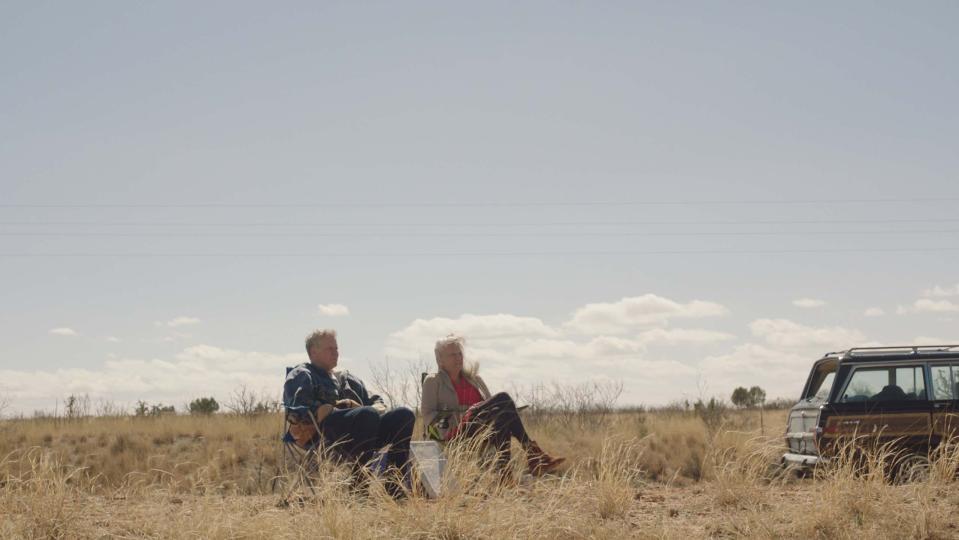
[10,381,794,422]
[16,386,280,420]
[135,401,175,417]
[730,386,767,409]
[188,397,219,415]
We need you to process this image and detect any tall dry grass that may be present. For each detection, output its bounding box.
[3,407,959,538]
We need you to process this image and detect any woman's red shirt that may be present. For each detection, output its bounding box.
[453,376,484,407]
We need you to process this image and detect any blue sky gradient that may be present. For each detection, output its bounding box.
[1,2,957,413]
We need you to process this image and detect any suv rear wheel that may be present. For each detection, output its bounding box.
[892,453,930,484]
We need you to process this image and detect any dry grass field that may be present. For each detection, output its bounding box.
[3,407,959,539]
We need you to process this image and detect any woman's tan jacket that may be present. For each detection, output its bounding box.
[420,371,491,436]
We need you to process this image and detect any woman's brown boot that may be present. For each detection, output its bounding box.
[525,441,565,476]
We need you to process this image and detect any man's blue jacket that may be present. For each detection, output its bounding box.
[283,362,385,421]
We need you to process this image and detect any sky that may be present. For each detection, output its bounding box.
[1,1,957,415]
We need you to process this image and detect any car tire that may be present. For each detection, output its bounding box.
[893,453,930,484]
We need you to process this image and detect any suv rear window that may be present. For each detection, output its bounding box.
[807,371,835,401]
[840,365,927,402]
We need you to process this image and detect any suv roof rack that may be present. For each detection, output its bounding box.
[844,345,959,357]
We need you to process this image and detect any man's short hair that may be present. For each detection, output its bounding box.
[305,329,337,354]
[434,334,464,363]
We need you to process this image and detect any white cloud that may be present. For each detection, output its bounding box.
[317,303,350,317]
[105,336,121,343]
[520,336,648,359]
[636,327,736,344]
[897,299,959,315]
[792,298,826,309]
[699,343,815,400]
[0,345,305,414]
[466,334,696,398]
[749,318,866,349]
[387,313,560,355]
[921,284,959,298]
[385,311,731,364]
[49,327,79,337]
[157,316,201,328]
[565,294,728,335]
[385,309,728,405]
[864,307,885,317]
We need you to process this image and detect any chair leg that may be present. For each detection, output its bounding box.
[301,449,318,497]
[281,443,320,502]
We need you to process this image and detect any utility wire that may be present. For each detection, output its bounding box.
[3,229,959,238]
[3,218,959,227]
[1,198,958,208]
[2,247,958,257]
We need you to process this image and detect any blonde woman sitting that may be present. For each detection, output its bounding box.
[420,336,564,476]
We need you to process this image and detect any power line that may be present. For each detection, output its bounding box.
[2,247,958,257]
[2,229,959,238]
[2,218,959,227]
[1,197,958,208]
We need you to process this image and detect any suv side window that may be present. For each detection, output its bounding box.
[840,365,927,402]
[930,365,959,400]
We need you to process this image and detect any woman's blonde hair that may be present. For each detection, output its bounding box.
[434,334,478,377]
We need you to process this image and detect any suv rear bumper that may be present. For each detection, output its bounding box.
[782,452,822,468]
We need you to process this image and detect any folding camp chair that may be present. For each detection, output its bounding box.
[279,366,343,499]
[279,405,325,498]
[279,367,390,500]
[415,371,531,497]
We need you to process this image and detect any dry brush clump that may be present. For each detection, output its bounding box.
[0,448,101,539]
[702,435,959,539]
[0,413,284,495]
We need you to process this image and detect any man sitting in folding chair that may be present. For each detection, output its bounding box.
[283,329,415,498]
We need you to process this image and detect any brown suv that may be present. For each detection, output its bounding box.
[783,345,959,470]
